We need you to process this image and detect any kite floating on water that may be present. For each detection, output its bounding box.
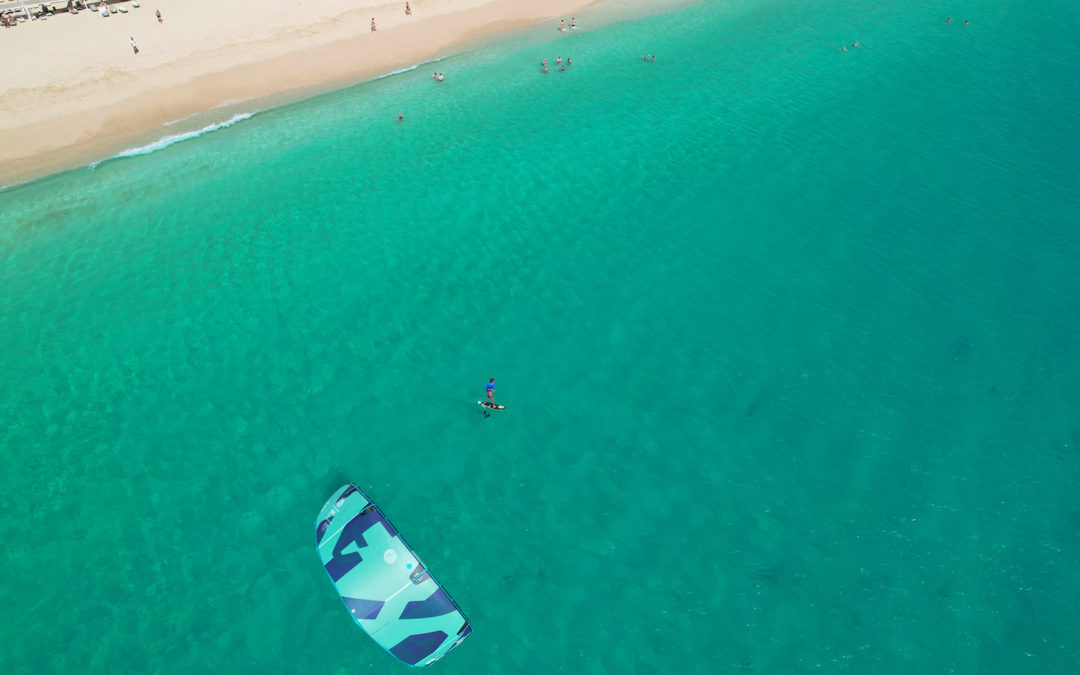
[315,483,472,666]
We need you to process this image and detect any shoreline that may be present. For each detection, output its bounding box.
[0,0,606,187]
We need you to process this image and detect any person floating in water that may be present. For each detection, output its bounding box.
[945,17,951,23]
[484,378,496,405]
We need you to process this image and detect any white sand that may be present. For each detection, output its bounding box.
[0,0,598,184]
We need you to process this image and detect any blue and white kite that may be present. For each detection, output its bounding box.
[315,484,472,666]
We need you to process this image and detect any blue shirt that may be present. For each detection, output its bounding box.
[486,381,495,391]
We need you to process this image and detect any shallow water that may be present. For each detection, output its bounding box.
[2,0,1079,672]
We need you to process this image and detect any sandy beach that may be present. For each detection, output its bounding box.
[0,0,598,185]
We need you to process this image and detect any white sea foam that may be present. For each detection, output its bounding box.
[93,112,255,166]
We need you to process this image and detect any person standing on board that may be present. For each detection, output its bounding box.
[484,378,496,406]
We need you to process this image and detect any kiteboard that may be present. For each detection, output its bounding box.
[478,401,505,411]
[315,484,472,667]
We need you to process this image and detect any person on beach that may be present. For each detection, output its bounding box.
[405,2,411,15]
[560,19,565,31]
[371,17,377,32]
[484,378,496,406]
[156,9,162,23]
[130,37,138,54]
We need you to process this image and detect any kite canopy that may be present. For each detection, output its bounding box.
[315,484,472,667]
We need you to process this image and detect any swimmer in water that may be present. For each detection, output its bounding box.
[543,65,548,73]
[842,45,847,51]
[560,65,566,71]
[963,20,969,25]
[398,113,404,120]
[946,17,952,23]
[556,57,562,64]
[542,58,547,66]
[567,58,572,66]
[853,41,860,47]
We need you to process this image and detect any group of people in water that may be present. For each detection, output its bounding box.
[540,56,572,73]
[431,72,444,82]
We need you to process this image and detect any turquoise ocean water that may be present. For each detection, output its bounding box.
[3,0,1080,671]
